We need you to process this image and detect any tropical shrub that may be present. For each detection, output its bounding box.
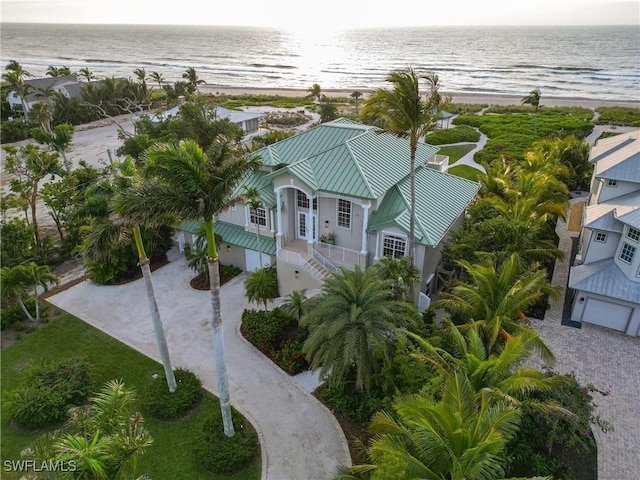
[7,358,92,428]
[194,409,258,474]
[594,106,640,126]
[425,124,480,144]
[142,368,203,420]
[316,381,386,424]
[1,297,37,329]
[1,119,31,143]
[274,338,307,374]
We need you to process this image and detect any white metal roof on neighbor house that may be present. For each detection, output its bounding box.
[144,105,264,124]
[592,130,640,183]
[617,208,640,229]
[569,259,640,304]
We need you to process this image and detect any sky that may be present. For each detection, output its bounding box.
[1,0,639,28]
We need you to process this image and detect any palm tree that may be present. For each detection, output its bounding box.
[134,67,148,101]
[182,67,205,92]
[243,185,265,269]
[307,83,323,102]
[301,265,418,391]
[407,323,568,415]
[350,90,363,115]
[46,65,71,77]
[362,67,449,265]
[149,71,165,90]
[27,380,153,480]
[281,289,308,322]
[340,373,523,480]
[1,266,35,321]
[521,88,542,134]
[3,60,32,121]
[374,255,420,299]
[114,138,262,437]
[22,262,58,322]
[433,253,559,360]
[244,266,278,312]
[78,67,95,82]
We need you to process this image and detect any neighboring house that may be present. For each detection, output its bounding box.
[6,75,81,114]
[179,118,479,303]
[146,100,264,139]
[569,130,640,336]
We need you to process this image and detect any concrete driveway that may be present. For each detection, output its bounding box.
[47,248,351,480]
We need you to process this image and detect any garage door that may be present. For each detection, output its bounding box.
[245,249,271,272]
[582,298,631,331]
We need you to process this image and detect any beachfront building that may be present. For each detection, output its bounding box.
[146,101,264,140]
[179,118,479,305]
[569,130,640,336]
[6,75,82,117]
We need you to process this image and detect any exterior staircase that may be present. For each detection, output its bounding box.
[306,258,332,279]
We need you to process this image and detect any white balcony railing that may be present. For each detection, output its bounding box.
[277,248,325,279]
[316,242,362,268]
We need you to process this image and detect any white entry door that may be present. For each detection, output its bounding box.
[297,212,316,241]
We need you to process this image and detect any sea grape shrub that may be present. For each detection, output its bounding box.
[194,409,258,474]
[142,368,203,420]
[504,370,612,478]
[7,358,92,428]
[424,125,481,145]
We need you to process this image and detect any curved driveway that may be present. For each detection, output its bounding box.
[47,248,351,480]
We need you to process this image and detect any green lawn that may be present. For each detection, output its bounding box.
[447,164,484,182]
[1,314,260,480]
[436,143,476,164]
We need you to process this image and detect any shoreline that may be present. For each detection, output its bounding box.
[199,85,640,109]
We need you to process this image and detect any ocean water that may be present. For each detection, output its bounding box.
[1,23,639,101]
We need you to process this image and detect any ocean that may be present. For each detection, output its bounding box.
[1,23,639,101]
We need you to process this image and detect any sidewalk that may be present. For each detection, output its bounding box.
[530,199,640,480]
[47,248,351,480]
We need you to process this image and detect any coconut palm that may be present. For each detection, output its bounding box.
[433,253,559,360]
[46,65,71,77]
[27,380,153,480]
[182,67,205,92]
[521,88,542,134]
[351,90,363,115]
[21,262,58,322]
[149,71,165,90]
[3,60,32,121]
[114,138,262,436]
[1,265,35,321]
[362,67,449,264]
[340,372,524,480]
[78,67,95,82]
[301,265,418,392]
[243,185,265,269]
[244,266,278,312]
[134,67,148,101]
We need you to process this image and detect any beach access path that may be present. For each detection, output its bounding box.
[47,248,351,480]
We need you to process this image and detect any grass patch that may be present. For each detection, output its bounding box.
[1,314,260,480]
[595,106,640,126]
[447,164,484,182]
[436,144,476,164]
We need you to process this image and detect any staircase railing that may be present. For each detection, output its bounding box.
[316,242,361,268]
[277,248,325,279]
[312,248,338,273]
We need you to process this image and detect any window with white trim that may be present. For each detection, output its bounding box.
[296,191,317,210]
[249,206,267,227]
[594,232,608,243]
[337,199,352,228]
[619,243,636,264]
[627,227,640,242]
[607,179,618,187]
[382,233,407,259]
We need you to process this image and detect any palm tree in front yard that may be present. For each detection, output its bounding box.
[362,67,449,265]
[301,265,419,392]
[244,266,278,312]
[115,138,262,436]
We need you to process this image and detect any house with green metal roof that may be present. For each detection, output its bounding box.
[181,118,479,301]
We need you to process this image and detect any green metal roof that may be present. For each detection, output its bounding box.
[177,220,276,255]
[368,166,480,246]
[254,119,440,199]
[233,170,277,209]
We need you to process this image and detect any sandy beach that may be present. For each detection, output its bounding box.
[200,85,640,109]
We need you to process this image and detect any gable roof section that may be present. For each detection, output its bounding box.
[177,220,276,255]
[257,119,440,199]
[569,259,640,304]
[592,131,640,183]
[617,208,640,229]
[368,167,480,246]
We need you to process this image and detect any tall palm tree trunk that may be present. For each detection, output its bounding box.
[205,219,235,437]
[255,222,264,269]
[133,226,177,393]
